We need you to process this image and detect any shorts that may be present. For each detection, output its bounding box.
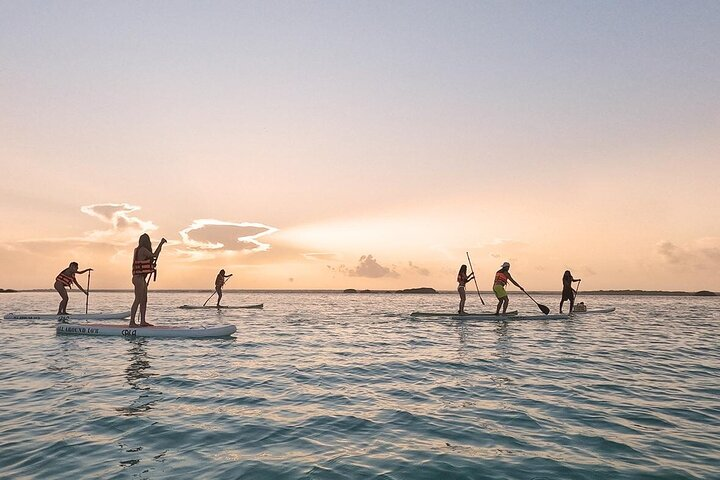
[493,284,507,299]
[561,288,575,302]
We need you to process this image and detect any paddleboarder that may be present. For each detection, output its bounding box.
[215,269,233,307]
[559,270,581,313]
[456,265,475,314]
[54,262,93,314]
[493,262,524,315]
[130,233,167,327]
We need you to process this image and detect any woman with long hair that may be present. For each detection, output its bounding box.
[457,264,475,314]
[130,233,167,327]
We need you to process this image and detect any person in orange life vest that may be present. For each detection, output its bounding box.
[560,270,581,313]
[456,264,475,314]
[130,233,167,327]
[214,269,233,307]
[54,262,93,314]
[493,262,524,315]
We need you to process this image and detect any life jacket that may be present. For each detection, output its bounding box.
[56,272,74,287]
[494,270,508,286]
[132,249,156,276]
[215,276,225,287]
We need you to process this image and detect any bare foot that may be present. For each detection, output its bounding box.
[129,322,138,327]
[139,322,154,327]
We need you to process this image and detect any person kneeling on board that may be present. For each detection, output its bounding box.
[493,262,524,315]
[54,262,93,314]
[215,269,233,307]
[130,233,167,327]
[559,270,581,313]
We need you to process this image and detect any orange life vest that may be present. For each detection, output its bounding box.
[56,272,74,287]
[494,271,508,286]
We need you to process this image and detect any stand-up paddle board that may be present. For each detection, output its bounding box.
[4,311,131,321]
[451,313,569,320]
[411,310,518,317]
[178,304,263,310]
[571,307,616,314]
[56,323,236,338]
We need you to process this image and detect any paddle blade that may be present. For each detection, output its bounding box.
[539,304,550,315]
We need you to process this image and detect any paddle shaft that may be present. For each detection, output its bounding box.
[85,270,91,314]
[465,252,485,305]
[521,288,550,315]
[574,279,581,302]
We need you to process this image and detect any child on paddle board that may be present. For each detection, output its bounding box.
[130,233,167,327]
[560,270,581,313]
[215,269,233,307]
[493,262,524,315]
[54,262,92,314]
[456,265,474,314]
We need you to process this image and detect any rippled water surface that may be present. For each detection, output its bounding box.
[1,291,718,479]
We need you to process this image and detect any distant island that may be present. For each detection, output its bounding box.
[0,288,18,293]
[343,287,438,294]
[695,290,717,297]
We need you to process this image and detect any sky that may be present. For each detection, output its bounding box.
[1,1,719,291]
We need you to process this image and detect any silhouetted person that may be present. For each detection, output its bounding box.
[54,262,92,314]
[456,264,474,314]
[493,262,524,315]
[215,269,233,307]
[560,270,581,313]
[130,234,166,327]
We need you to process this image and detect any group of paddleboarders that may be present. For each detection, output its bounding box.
[457,262,583,314]
[55,233,234,326]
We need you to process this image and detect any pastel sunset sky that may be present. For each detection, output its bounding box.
[1,1,718,291]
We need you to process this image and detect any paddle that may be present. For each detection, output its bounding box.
[203,275,230,307]
[574,279,581,302]
[85,270,91,314]
[146,238,168,286]
[521,288,550,315]
[465,252,485,305]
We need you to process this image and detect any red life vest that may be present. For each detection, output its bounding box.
[494,271,508,286]
[132,248,155,276]
[56,272,74,287]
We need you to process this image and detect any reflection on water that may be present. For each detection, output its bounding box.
[117,338,161,416]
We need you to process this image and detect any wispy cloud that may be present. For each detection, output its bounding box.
[406,261,430,276]
[656,238,720,269]
[80,203,158,241]
[340,254,400,278]
[178,219,279,261]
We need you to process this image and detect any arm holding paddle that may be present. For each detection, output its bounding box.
[72,268,93,295]
[505,272,524,291]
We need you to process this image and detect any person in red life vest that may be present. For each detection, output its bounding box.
[130,233,167,327]
[54,262,93,314]
[493,262,524,315]
[456,264,475,314]
[560,270,581,313]
[214,269,233,307]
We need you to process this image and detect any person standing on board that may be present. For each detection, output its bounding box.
[456,265,475,314]
[559,270,581,313]
[493,262,524,315]
[130,233,167,327]
[54,262,92,314]
[215,269,233,307]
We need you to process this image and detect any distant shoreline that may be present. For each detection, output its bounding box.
[4,288,717,297]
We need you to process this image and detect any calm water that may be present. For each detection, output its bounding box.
[0,291,718,479]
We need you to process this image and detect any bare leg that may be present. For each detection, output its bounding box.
[502,297,509,314]
[458,287,466,314]
[569,292,575,314]
[55,283,69,314]
[560,299,565,313]
[130,275,146,326]
[138,281,151,326]
[216,286,222,307]
[496,299,502,315]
